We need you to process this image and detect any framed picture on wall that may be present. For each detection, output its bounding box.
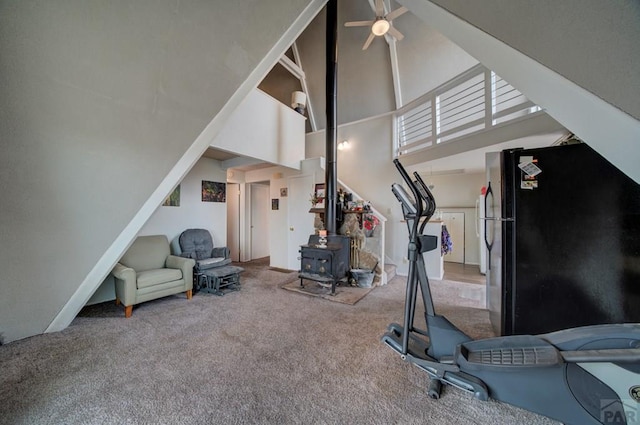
[280,187,288,197]
[202,181,226,202]
[272,199,279,210]
[315,183,325,209]
[162,185,180,207]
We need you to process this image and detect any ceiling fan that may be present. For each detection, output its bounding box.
[344,0,409,50]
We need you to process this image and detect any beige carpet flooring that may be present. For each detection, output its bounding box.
[282,278,374,305]
[0,258,559,425]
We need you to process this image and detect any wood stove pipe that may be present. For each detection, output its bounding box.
[325,0,338,234]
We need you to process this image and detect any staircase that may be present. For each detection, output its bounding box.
[385,263,397,282]
[336,179,389,285]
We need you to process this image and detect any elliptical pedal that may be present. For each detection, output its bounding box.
[463,346,562,367]
[457,336,563,368]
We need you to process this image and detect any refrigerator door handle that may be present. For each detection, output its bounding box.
[484,183,494,252]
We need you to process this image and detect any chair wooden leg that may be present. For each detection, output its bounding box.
[115,298,120,306]
[186,290,192,300]
[124,305,133,318]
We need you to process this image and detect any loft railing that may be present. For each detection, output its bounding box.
[394,64,541,157]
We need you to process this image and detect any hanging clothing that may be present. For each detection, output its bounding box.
[441,224,453,255]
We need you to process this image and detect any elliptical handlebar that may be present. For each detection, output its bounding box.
[392,159,438,223]
[393,159,423,219]
[412,172,437,221]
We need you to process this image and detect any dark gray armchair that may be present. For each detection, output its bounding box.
[178,228,231,272]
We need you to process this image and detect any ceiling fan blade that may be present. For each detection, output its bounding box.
[344,20,374,27]
[385,6,408,21]
[387,26,404,41]
[374,0,384,17]
[362,33,376,50]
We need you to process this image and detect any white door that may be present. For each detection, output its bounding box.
[226,183,241,262]
[250,183,270,260]
[442,212,465,263]
[287,175,315,270]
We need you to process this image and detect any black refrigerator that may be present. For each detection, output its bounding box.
[485,143,640,336]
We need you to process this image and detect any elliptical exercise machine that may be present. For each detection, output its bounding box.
[382,159,640,425]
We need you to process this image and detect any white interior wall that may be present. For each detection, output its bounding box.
[419,172,485,266]
[87,157,228,305]
[225,159,323,270]
[211,89,306,169]
[250,159,324,269]
[295,2,481,130]
[429,0,640,122]
[0,0,323,343]
[306,116,407,271]
[306,112,501,274]
[423,172,484,209]
[138,158,228,247]
[296,4,395,130]
[395,12,479,104]
[6,0,633,344]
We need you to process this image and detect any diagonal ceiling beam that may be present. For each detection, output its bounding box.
[291,42,317,132]
[367,0,403,109]
[278,54,305,80]
[277,44,316,132]
[385,31,403,108]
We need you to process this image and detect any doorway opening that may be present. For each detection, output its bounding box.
[442,212,465,263]
[250,182,270,261]
[226,181,272,263]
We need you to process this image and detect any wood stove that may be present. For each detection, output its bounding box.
[299,234,350,294]
[297,0,349,295]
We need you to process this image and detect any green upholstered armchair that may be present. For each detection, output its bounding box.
[112,235,196,318]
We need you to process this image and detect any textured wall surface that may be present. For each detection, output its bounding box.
[0,0,320,342]
[429,0,640,121]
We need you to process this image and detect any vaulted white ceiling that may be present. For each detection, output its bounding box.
[259,0,479,132]
[254,0,562,174]
[254,0,639,180]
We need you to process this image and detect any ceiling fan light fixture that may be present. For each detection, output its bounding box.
[371,18,390,36]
